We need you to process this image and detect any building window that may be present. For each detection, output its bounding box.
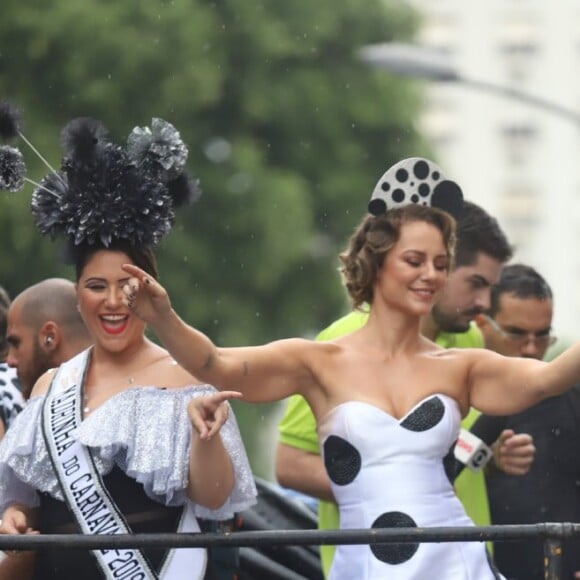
[497,18,539,82]
[419,92,458,153]
[499,184,539,247]
[416,15,457,56]
[500,122,538,165]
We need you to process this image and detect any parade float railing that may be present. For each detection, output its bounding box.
[1,522,580,579]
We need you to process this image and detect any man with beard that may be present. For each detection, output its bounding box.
[276,201,532,576]
[6,278,91,399]
[0,278,91,576]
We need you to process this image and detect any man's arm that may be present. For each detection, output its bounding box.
[275,443,335,502]
[276,394,336,503]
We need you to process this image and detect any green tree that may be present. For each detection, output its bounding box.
[0,0,428,474]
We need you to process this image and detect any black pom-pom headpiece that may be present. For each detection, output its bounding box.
[30,116,200,248]
[0,101,22,141]
[0,101,27,193]
[368,157,463,219]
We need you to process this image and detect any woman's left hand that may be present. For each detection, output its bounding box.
[120,264,172,324]
[188,391,242,440]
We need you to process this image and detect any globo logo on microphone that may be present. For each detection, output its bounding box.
[454,428,493,471]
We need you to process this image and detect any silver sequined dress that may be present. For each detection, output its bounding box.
[0,385,257,579]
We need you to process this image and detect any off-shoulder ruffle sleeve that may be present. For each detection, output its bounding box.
[76,385,257,520]
[0,397,44,514]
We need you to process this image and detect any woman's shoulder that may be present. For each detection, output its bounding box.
[430,346,504,370]
[151,356,206,389]
[29,368,58,398]
[430,344,487,356]
[136,344,203,388]
[421,346,486,374]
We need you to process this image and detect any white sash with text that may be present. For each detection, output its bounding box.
[42,350,157,580]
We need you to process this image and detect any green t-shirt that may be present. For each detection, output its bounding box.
[277,310,487,577]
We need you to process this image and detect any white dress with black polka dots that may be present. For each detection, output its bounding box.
[319,394,504,579]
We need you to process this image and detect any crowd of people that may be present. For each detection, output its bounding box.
[0,102,578,580]
[121,158,580,579]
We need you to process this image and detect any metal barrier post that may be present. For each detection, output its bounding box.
[541,522,577,580]
[544,536,563,580]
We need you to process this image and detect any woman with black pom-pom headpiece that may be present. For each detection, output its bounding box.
[0,108,256,580]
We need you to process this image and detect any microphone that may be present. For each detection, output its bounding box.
[453,428,493,471]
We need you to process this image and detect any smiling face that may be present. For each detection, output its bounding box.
[76,249,147,353]
[374,220,450,316]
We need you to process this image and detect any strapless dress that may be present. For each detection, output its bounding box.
[319,394,503,579]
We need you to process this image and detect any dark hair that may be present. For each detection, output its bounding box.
[73,241,159,281]
[454,201,513,268]
[489,263,552,317]
[340,205,456,309]
[0,286,10,359]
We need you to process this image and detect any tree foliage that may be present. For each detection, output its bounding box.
[0,0,427,474]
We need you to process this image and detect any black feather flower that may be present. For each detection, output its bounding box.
[167,171,202,208]
[31,172,69,236]
[0,145,26,192]
[61,117,108,165]
[127,118,188,181]
[0,102,22,141]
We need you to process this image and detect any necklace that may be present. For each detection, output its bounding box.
[82,349,170,415]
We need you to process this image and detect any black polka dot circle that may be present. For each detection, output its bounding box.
[413,160,429,180]
[400,396,444,432]
[395,168,408,183]
[323,435,362,486]
[370,511,419,564]
[392,188,405,203]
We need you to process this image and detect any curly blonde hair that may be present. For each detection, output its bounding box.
[339,205,456,309]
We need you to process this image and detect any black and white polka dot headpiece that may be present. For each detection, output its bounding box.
[368,157,463,219]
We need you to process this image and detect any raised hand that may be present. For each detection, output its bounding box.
[188,390,243,440]
[121,263,172,324]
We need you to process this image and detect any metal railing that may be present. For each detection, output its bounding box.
[1,523,579,579]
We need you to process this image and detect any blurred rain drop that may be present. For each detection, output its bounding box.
[227,172,253,194]
[203,137,232,164]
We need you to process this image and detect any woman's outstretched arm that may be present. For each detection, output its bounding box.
[466,344,580,415]
[121,264,319,403]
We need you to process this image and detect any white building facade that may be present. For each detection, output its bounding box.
[408,0,580,343]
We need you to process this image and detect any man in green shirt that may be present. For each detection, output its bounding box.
[276,201,532,576]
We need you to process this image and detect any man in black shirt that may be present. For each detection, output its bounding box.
[473,264,580,580]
